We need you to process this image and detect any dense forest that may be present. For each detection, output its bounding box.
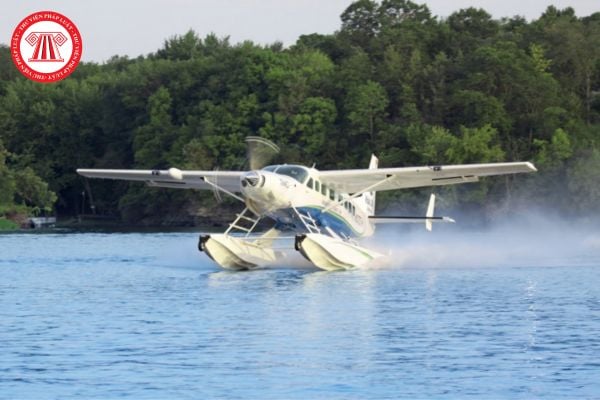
[1,1,599,227]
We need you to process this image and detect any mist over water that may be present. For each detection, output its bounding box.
[146,209,600,271]
[367,211,600,269]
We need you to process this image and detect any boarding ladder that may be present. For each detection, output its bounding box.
[225,207,261,237]
[293,207,321,234]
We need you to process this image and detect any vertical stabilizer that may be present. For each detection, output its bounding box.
[360,155,378,216]
[426,194,435,231]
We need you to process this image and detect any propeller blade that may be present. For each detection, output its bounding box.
[211,167,223,203]
[245,136,280,170]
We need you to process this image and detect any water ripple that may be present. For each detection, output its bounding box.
[0,232,599,398]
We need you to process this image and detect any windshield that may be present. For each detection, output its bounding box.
[262,165,309,184]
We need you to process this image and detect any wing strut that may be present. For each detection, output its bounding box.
[322,174,396,213]
[201,177,245,203]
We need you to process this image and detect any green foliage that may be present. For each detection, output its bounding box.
[406,124,503,165]
[133,86,177,168]
[406,124,457,164]
[0,141,15,205]
[448,8,498,39]
[266,49,334,118]
[454,125,505,163]
[346,80,389,142]
[567,149,600,212]
[530,44,552,74]
[340,0,380,47]
[447,90,511,133]
[13,168,58,213]
[1,2,599,223]
[0,217,19,231]
[534,128,573,167]
[291,97,337,156]
[0,140,57,217]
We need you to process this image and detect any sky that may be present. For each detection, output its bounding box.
[1,0,598,62]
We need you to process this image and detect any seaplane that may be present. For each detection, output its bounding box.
[77,137,536,271]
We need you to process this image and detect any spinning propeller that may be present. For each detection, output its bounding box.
[211,136,280,203]
[245,136,280,171]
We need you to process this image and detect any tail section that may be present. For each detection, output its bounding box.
[359,154,378,216]
[369,193,456,230]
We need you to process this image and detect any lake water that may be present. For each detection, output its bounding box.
[1,230,600,399]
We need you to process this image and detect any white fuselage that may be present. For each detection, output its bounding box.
[239,165,374,238]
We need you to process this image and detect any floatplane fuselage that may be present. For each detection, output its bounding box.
[241,165,374,238]
[77,138,536,271]
[206,162,380,271]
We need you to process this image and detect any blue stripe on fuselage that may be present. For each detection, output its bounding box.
[272,206,357,237]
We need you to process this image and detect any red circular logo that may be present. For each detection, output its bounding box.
[11,11,83,83]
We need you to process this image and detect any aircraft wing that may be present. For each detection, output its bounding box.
[319,162,536,193]
[77,168,243,192]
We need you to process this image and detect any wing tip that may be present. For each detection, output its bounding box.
[525,162,537,172]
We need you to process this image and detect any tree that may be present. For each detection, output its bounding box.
[447,90,511,134]
[0,140,57,215]
[266,49,334,118]
[291,97,337,156]
[335,49,373,89]
[1,3,599,223]
[377,0,432,27]
[13,168,58,213]
[447,8,499,55]
[406,123,503,164]
[536,6,600,124]
[340,0,380,48]
[346,80,389,142]
[155,30,204,60]
[533,128,573,168]
[133,86,177,168]
[451,125,505,163]
[568,149,600,212]
[0,140,15,205]
[405,124,458,164]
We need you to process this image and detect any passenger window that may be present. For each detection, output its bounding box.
[315,180,320,192]
[321,184,327,196]
[307,177,313,189]
[329,189,335,201]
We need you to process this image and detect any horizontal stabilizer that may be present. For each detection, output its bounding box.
[369,216,456,224]
[370,193,453,232]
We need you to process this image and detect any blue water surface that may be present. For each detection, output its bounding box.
[1,231,599,399]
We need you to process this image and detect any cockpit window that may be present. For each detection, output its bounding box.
[262,165,309,184]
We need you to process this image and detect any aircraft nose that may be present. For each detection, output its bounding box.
[241,171,263,188]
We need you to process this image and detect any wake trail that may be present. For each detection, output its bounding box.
[365,214,600,269]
